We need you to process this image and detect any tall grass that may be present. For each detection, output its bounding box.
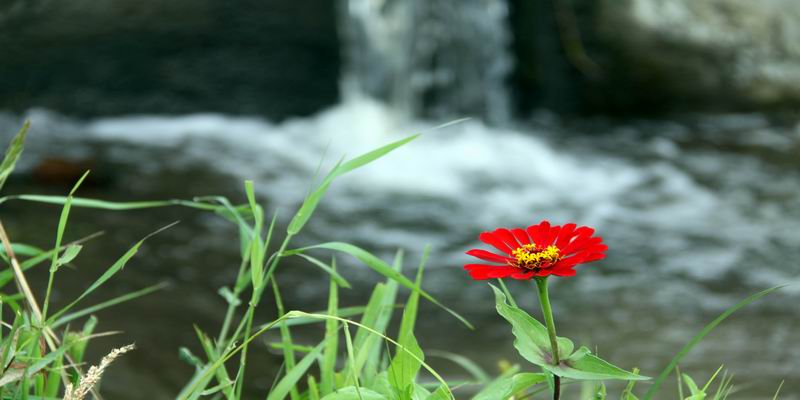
[0,121,787,399]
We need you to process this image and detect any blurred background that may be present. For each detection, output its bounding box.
[1,0,799,398]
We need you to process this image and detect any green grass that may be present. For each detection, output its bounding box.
[0,122,789,399]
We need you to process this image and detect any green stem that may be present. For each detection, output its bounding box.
[535,276,561,400]
[216,257,249,352]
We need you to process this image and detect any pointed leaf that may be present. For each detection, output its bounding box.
[46,222,177,324]
[288,242,472,329]
[266,341,326,400]
[492,285,645,381]
[550,348,647,381]
[321,386,388,400]
[288,134,419,235]
[55,244,82,268]
[472,372,547,400]
[0,121,29,192]
[643,285,782,399]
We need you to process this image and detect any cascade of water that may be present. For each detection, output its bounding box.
[338,0,513,124]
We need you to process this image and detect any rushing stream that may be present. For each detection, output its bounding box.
[1,105,798,398]
[1,0,799,398]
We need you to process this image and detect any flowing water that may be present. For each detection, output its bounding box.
[1,0,799,398]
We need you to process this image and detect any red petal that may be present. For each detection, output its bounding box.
[511,228,531,245]
[551,268,577,277]
[465,249,512,264]
[583,244,608,254]
[479,232,513,255]
[493,228,521,250]
[544,225,560,246]
[573,226,595,239]
[526,220,550,246]
[561,232,600,255]
[581,253,606,262]
[464,264,518,280]
[555,223,577,248]
[511,270,535,280]
[556,255,586,268]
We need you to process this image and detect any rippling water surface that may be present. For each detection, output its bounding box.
[1,102,798,398]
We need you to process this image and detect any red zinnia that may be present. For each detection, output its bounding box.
[464,220,607,280]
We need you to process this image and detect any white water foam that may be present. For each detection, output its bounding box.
[4,100,800,290]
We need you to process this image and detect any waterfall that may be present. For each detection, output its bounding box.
[338,0,513,124]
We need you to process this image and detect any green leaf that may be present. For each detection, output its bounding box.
[550,348,647,381]
[69,315,98,364]
[347,283,389,383]
[179,347,205,369]
[0,121,30,192]
[386,333,423,397]
[308,375,321,400]
[0,234,103,288]
[295,254,352,289]
[1,243,44,258]
[386,255,426,395]
[272,279,300,400]
[592,382,608,399]
[426,385,451,400]
[472,372,547,400]
[55,244,82,268]
[427,351,490,384]
[42,170,90,320]
[642,285,783,400]
[245,180,265,294]
[218,286,242,307]
[620,368,641,400]
[490,284,568,364]
[257,305,373,330]
[321,386,388,400]
[0,194,232,212]
[287,134,419,235]
[0,339,72,386]
[320,258,339,395]
[682,374,702,396]
[359,250,404,385]
[46,222,177,324]
[491,285,646,381]
[194,326,235,400]
[286,311,454,400]
[52,282,166,329]
[287,242,472,329]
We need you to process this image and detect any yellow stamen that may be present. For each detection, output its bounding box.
[511,244,561,270]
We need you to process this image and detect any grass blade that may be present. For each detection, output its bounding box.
[271,278,301,400]
[0,194,235,212]
[287,134,419,235]
[386,249,427,393]
[286,311,454,399]
[295,254,351,289]
[0,120,30,192]
[51,282,167,328]
[285,242,472,329]
[642,285,783,400]
[427,351,490,384]
[42,170,90,320]
[46,222,178,324]
[320,258,339,395]
[266,340,326,400]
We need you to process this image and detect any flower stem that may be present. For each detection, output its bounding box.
[535,276,561,400]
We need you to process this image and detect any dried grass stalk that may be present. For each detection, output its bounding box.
[64,344,135,400]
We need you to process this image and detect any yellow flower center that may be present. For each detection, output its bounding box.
[511,244,562,270]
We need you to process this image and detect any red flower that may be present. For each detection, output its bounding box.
[464,220,607,280]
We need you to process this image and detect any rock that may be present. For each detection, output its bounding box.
[509,0,800,115]
[596,0,800,112]
[0,0,340,119]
